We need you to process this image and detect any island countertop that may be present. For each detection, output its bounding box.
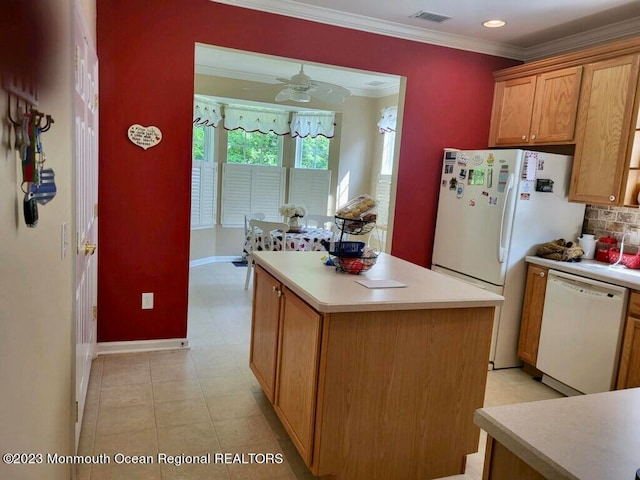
[252,251,504,313]
[474,388,640,480]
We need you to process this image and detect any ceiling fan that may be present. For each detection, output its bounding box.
[271,65,351,104]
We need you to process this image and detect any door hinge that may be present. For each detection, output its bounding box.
[75,401,79,423]
[74,46,79,72]
[92,306,97,321]
[94,93,99,110]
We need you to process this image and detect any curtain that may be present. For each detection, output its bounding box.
[377,106,397,133]
[290,111,335,138]
[224,105,290,135]
[193,96,223,127]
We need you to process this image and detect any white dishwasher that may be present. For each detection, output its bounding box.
[536,269,628,395]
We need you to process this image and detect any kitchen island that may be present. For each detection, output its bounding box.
[475,388,640,480]
[249,251,504,480]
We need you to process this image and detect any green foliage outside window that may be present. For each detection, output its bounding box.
[192,126,205,161]
[227,130,282,166]
[297,136,329,169]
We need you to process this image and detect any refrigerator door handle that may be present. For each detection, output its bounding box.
[498,173,515,263]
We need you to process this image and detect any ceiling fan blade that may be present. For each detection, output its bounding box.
[310,91,345,104]
[275,88,294,101]
[310,80,351,97]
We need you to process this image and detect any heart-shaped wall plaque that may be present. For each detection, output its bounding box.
[127,124,162,150]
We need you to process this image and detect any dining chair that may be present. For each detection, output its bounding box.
[244,219,290,290]
[304,214,334,230]
[244,212,266,237]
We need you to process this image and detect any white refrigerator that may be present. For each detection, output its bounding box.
[431,149,586,369]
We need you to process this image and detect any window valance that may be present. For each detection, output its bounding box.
[224,105,290,135]
[377,106,397,133]
[290,111,335,138]
[193,97,223,127]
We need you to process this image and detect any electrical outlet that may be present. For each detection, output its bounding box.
[142,292,154,309]
[629,228,640,245]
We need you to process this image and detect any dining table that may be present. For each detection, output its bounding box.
[243,227,335,259]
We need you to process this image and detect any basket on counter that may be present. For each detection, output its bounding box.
[334,216,376,235]
[607,248,640,269]
[331,253,378,274]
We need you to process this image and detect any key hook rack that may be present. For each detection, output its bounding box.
[7,91,54,132]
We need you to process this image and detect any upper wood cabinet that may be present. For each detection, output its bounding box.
[489,37,640,207]
[517,264,549,366]
[569,55,640,205]
[489,66,582,146]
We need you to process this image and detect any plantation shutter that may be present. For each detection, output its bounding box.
[288,168,331,215]
[375,174,392,227]
[190,161,217,228]
[221,164,285,226]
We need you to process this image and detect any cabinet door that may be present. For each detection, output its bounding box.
[530,66,582,143]
[517,265,548,365]
[249,266,281,403]
[489,76,537,146]
[570,55,640,205]
[274,287,322,465]
[617,292,640,389]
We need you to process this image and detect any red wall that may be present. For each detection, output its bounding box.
[96,0,518,342]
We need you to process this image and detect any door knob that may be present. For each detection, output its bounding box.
[80,242,97,255]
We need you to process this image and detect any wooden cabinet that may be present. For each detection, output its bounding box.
[273,287,321,464]
[249,259,496,480]
[250,264,324,466]
[517,265,549,365]
[489,37,640,207]
[489,66,582,146]
[569,55,640,205]
[249,265,282,402]
[617,291,640,389]
[482,436,546,480]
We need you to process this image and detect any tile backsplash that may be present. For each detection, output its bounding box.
[583,205,640,247]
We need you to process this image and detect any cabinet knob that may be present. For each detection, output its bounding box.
[531,134,536,140]
[272,286,277,293]
[521,135,527,140]
[276,289,282,298]
[539,271,545,278]
[609,195,616,202]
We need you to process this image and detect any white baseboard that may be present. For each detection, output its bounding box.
[97,338,190,356]
[189,256,242,268]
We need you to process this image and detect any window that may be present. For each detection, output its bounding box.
[295,136,330,169]
[191,125,217,229]
[381,131,395,176]
[226,130,283,166]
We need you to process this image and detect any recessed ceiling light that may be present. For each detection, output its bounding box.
[483,19,506,28]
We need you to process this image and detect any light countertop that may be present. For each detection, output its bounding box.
[252,251,504,313]
[526,255,640,290]
[475,388,640,480]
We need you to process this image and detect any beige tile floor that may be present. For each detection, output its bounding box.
[77,261,563,480]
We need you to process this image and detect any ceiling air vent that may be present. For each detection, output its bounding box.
[410,10,452,23]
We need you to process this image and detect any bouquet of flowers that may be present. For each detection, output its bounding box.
[279,203,306,219]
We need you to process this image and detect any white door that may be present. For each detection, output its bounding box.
[73,1,98,449]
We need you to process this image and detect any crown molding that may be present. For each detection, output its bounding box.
[210,0,526,60]
[211,0,640,62]
[521,16,640,61]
